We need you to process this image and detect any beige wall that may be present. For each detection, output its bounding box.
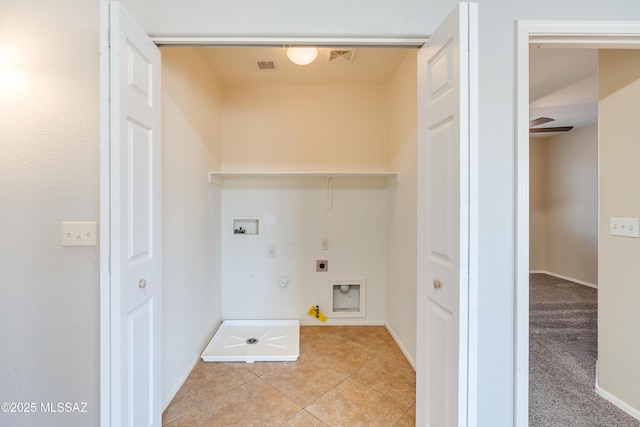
[161,48,223,405]
[386,50,418,365]
[529,138,547,271]
[529,125,598,286]
[545,125,598,285]
[598,49,640,413]
[221,84,388,171]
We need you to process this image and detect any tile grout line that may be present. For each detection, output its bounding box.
[165,326,415,426]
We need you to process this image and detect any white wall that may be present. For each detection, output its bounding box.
[121,0,448,39]
[0,1,100,426]
[218,78,393,326]
[221,185,388,324]
[598,49,640,415]
[529,126,599,286]
[386,51,418,365]
[160,48,223,406]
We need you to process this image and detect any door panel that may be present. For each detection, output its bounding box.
[128,300,154,427]
[105,2,162,426]
[127,120,152,262]
[428,301,454,427]
[429,118,454,268]
[417,3,477,426]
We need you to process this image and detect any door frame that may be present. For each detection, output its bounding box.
[100,11,478,426]
[99,33,428,425]
[515,19,640,426]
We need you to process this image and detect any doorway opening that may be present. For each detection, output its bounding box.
[516,20,640,425]
[102,5,479,424]
[156,43,421,417]
[528,44,602,424]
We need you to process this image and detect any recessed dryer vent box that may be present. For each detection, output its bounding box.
[328,278,366,318]
[232,218,260,236]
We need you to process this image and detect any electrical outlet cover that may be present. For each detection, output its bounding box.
[316,260,328,272]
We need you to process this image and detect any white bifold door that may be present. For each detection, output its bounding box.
[416,3,478,426]
[101,2,162,426]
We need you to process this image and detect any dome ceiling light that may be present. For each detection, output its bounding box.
[286,47,318,65]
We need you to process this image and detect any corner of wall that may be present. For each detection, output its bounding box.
[161,47,223,401]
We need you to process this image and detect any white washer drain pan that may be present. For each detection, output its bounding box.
[201,320,299,363]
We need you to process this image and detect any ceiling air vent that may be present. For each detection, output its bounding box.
[328,49,356,63]
[256,61,276,70]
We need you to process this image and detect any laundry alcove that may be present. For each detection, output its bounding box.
[160,45,419,381]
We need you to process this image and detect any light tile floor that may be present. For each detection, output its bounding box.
[163,326,416,426]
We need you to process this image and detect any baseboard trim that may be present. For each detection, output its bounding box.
[299,320,386,326]
[529,270,597,289]
[385,322,416,370]
[162,322,222,412]
[162,352,201,412]
[595,379,640,421]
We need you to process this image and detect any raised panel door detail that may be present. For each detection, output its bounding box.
[106,2,162,425]
[427,300,454,427]
[127,299,154,427]
[428,118,454,267]
[416,3,476,426]
[127,41,153,107]
[127,119,153,265]
[427,40,454,105]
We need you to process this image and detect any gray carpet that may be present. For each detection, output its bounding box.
[529,273,640,426]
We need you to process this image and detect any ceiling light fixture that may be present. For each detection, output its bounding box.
[286,47,318,65]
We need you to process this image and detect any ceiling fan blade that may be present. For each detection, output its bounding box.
[529,126,574,133]
[529,117,555,127]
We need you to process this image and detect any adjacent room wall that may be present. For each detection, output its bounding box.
[0,1,100,426]
[529,137,547,271]
[386,50,418,365]
[530,125,598,286]
[221,84,388,171]
[530,126,599,286]
[544,125,598,286]
[598,49,640,415]
[161,48,223,406]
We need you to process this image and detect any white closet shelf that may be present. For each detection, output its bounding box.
[208,171,399,186]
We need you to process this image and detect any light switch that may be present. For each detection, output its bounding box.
[62,221,98,246]
[609,217,640,238]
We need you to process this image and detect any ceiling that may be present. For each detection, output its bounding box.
[199,47,413,85]
[529,47,598,137]
[197,46,599,136]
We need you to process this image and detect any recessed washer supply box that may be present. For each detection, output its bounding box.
[232,218,260,236]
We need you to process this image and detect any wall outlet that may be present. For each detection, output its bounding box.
[316,260,328,272]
